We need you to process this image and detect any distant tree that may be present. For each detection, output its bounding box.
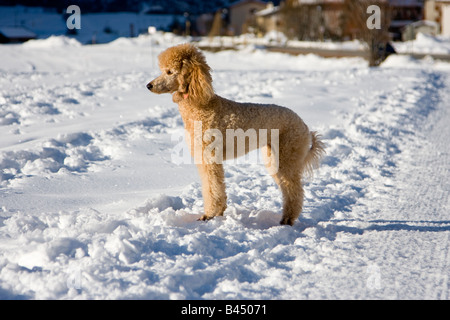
[342,0,392,67]
[208,10,223,38]
[280,0,324,41]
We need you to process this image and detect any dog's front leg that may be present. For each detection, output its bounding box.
[197,163,227,221]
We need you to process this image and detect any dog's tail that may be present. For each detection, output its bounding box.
[303,131,325,179]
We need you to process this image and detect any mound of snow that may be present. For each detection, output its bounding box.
[23,36,82,48]
[394,32,450,54]
[264,30,288,45]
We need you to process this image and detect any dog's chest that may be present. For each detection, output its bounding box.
[178,104,216,131]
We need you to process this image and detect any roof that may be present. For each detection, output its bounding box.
[401,20,440,31]
[255,3,280,16]
[0,26,37,39]
[408,20,440,27]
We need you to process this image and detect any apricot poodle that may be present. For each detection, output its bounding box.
[147,43,324,226]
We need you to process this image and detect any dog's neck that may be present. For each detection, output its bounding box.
[172,91,187,103]
[173,91,216,111]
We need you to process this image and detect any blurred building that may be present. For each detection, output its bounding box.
[0,26,36,43]
[390,0,424,39]
[255,2,281,36]
[254,0,426,41]
[402,20,440,40]
[195,0,447,40]
[229,0,267,35]
[425,0,450,36]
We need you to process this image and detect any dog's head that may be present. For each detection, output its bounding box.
[147,44,214,104]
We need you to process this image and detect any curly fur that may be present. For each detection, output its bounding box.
[147,43,325,226]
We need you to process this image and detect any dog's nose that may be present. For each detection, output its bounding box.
[146,82,153,90]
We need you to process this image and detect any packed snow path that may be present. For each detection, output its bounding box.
[0,36,449,299]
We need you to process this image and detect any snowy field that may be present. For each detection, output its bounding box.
[1,33,450,299]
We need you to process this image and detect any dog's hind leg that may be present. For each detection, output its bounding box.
[269,166,303,226]
[197,163,227,221]
[262,144,304,226]
[278,173,304,226]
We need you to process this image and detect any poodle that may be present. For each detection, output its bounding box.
[147,43,325,226]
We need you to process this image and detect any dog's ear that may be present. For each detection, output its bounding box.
[177,59,191,95]
[177,49,214,105]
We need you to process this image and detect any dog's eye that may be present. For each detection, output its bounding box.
[167,70,173,75]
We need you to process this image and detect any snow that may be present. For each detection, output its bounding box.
[199,31,450,57]
[394,32,450,55]
[1,32,450,300]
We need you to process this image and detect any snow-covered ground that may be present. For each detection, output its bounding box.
[0,33,450,299]
[394,32,450,55]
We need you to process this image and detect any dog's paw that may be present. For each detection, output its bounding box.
[198,214,213,221]
[280,217,295,226]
